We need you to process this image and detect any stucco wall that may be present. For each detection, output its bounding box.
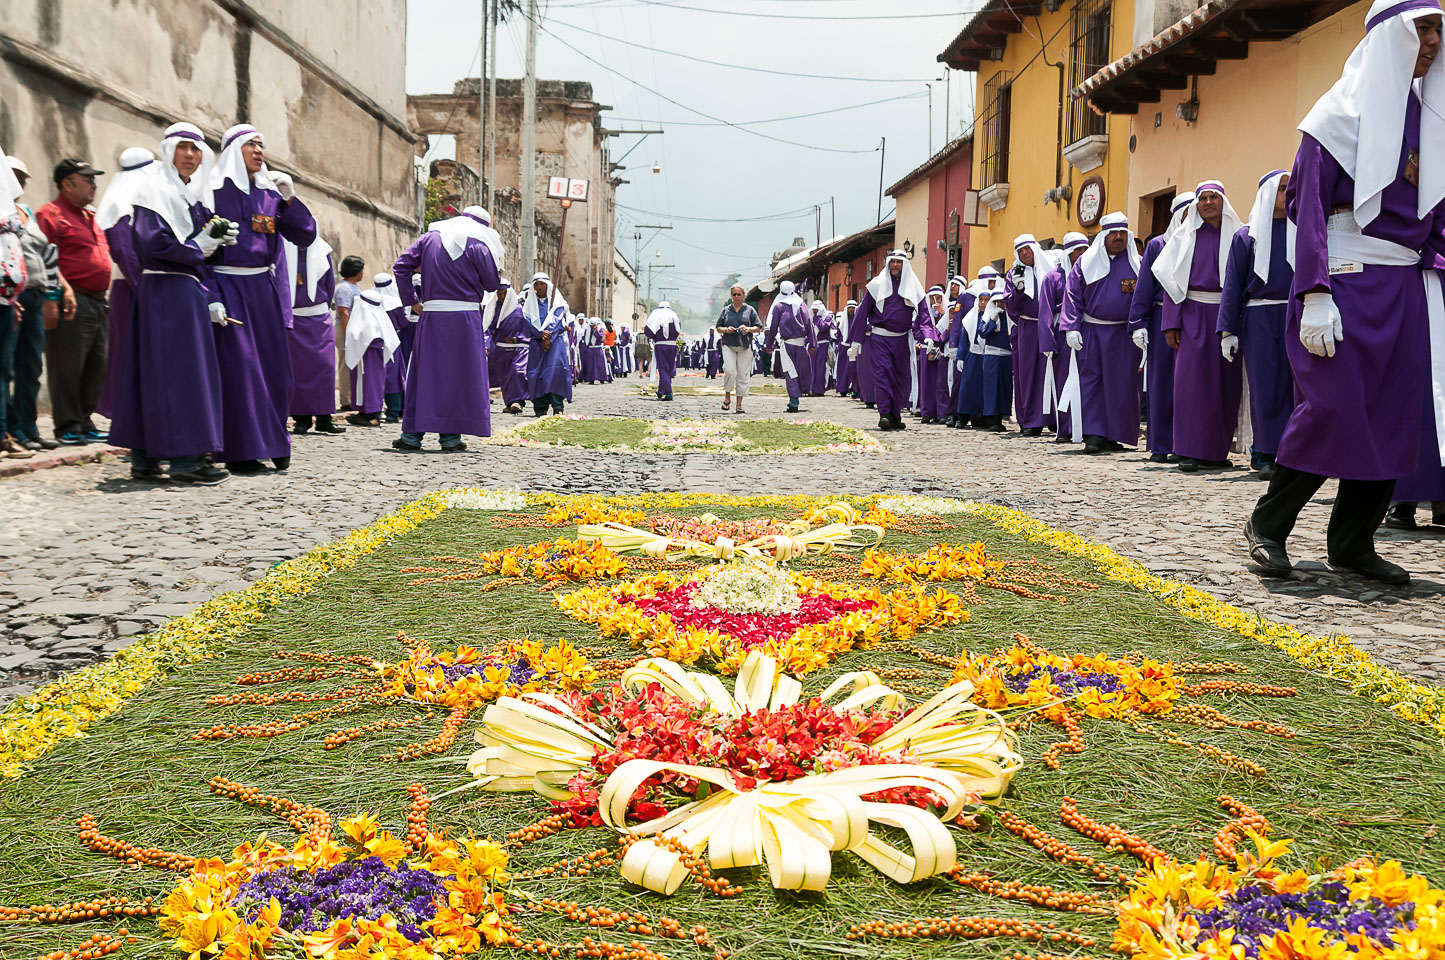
[1123,1,1368,228]
[925,149,973,288]
[893,180,929,285]
[0,0,418,288]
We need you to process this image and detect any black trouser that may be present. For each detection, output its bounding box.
[532,393,564,416]
[1250,463,1395,563]
[45,290,108,436]
[7,290,45,439]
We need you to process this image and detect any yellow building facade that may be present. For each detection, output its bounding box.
[940,0,1136,273]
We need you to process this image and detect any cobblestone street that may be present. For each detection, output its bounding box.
[3,374,1442,701]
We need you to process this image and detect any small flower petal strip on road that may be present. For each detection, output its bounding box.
[442,488,528,510]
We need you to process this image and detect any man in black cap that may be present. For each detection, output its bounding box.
[34,158,110,445]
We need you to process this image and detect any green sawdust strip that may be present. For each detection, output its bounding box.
[490,417,878,454]
[634,382,791,398]
[1,507,1443,960]
[502,416,652,449]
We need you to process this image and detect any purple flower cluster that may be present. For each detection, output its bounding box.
[231,856,449,943]
[1002,664,1122,698]
[438,655,536,687]
[1194,881,1415,957]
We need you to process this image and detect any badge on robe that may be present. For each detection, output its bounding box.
[1121,278,1137,294]
[251,213,277,235]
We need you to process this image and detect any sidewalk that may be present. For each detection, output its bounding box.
[1,415,122,478]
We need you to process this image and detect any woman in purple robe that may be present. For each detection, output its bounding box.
[94,148,155,422]
[391,205,502,450]
[1128,193,1194,461]
[646,301,681,401]
[284,238,345,434]
[1005,235,1053,435]
[848,252,927,430]
[1155,181,1244,471]
[109,123,230,484]
[1059,213,1143,451]
[522,272,574,415]
[486,282,529,413]
[207,124,316,473]
[1218,171,1296,480]
[1248,0,1445,586]
[764,281,817,413]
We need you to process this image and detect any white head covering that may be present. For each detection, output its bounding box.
[645,300,681,335]
[132,122,214,243]
[1060,232,1090,254]
[866,250,927,307]
[0,151,23,221]
[1012,234,1056,300]
[811,298,826,315]
[523,271,569,329]
[372,271,404,312]
[209,124,276,201]
[1151,182,1242,303]
[974,265,1006,295]
[484,280,521,330]
[1080,212,1141,285]
[1298,0,1445,227]
[281,235,335,305]
[345,288,401,370]
[429,204,506,267]
[1246,169,1297,284]
[775,280,804,308]
[95,147,156,231]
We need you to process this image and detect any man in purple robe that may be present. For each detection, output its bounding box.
[616,324,633,377]
[579,317,609,384]
[1006,235,1055,436]
[391,204,502,450]
[942,275,972,428]
[522,273,573,415]
[1129,192,1195,462]
[208,124,316,473]
[915,286,946,423]
[1219,171,1296,480]
[486,281,529,413]
[646,301,680,401]
[1058,213,1142,452]
[834,299,858,397]
[705,326,722,379]
[848,251,928,431]
[1038,235,1089,441]
[284,237,346,435]
[378,273,412,423]
[110,122,232,484]
[344,275,400,426]
[94,148,154,423]
[1155,181,1244,472]
[764,280,816,413]
[955,270,1003,429]
[1248,1,1445,586]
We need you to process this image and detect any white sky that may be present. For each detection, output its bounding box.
[407,0,981,310]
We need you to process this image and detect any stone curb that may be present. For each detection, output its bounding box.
[0,445,124,479]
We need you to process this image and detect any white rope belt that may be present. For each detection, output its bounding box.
[871,328,908,338]
[292,303,330,317]
[141,269,199,283]
[1245,298,1288,308]
[1083,314,1126,325]
[1185,290,1223,304]
[782,337,808,346]
[213,265,273,276]
[495,342,527,349]
[981,345,1011,357]
[421,299,480,312]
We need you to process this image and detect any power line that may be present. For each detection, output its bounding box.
[548,0,978,19]
[606,92,925,128]
[618,202,817,223]
[530,17,884,154]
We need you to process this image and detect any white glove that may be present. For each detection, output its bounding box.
[209,302,229,326]
[1043,351,1055,360]
[1012,274,1026,292]
[1132,328,1149,351]
[271,171,295,201]
[1220,333,1240,362]
[1066,331,1084,351]
[847,342,861,362]
[956,358,966,371]
[194,230,223,258]
[220,221,241,247]
[1300,292,1342,357]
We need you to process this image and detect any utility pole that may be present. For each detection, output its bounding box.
[479,0,487,202]
[647,263,674,307]
[814,205,820,247]
[487,0,499,211]
[926,82,933,156]
[876,137,886,225]
[520,0,538,276]
[632,224,670,283]
[830,196,835,240]
[944,67,951,143]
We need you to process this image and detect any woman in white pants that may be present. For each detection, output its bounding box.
[716,284,762,412]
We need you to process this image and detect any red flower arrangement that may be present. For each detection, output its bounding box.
[619,581,875,649]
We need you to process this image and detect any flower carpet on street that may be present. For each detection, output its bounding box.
[486,416,880,454]
[2,491,1443,960]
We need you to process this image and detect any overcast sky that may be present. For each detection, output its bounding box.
[406,0,982,311]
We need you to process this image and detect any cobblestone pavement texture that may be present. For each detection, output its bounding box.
[2,373,1442,702]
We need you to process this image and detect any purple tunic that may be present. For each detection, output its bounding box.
[1037,265,1069,436]
[487,303,530,407]
[1218,220,1295,457]
[834,311,856,395]
[384,304,412,397]
[650,319,679,398]
[580,327,611,383]
[526,302,574,400]
[1161,222,1242,461]
[914,307,945,419]
[1005,281,1048,428]
[1060,252,1141,445]
[764,301,817,401]
[348,293,388,415]
[850,288,922,420]
[393,231,500,436]
[286,251,337,416]
[1128,235,1176,455]
[1276,96,1445,481]
[97,217,140,420]
[108,204,224,459]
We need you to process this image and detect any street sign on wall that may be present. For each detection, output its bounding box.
[546,177,569,199]
[547,177,590,202]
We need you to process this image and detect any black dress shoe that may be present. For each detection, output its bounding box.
[292,416,313,435]
[892,416,906,430]
[1020,426,1043,437]
[130,466,165,482]
[1244,518,1292,575]
[1327,553,1410,586]
[1384,504,1418,531]
[944,416,957,428]
[440,441,469,453]
[1105,440,1126,451]
[392,437,422,452]
[1177,458,1200,472]
[1083,436,1105,454]
[864,402,875,409]
[172,465,230,485]
[1149,452,1170,463]
[1258,460,1276,481]
[878,417,893,430]
[227,459,266,475]
[1055,432,1072,443]
[347,413,381,427]
[315,416,347,434]
[272,456,291,472]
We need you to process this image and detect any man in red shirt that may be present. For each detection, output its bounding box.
[35,158,111,444]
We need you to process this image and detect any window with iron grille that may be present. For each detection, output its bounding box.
[979,71,1012,188]
[1067,0,1112,146]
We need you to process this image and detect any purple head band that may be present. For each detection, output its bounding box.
[122,158,154,171]
[376,278,393,288]
[464,212,491,227]
[223,127,260,149]
[1196,181,1226,196]
[166,130,203,142]
[1259,169,1288,186]
[1367,0,1442,30]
